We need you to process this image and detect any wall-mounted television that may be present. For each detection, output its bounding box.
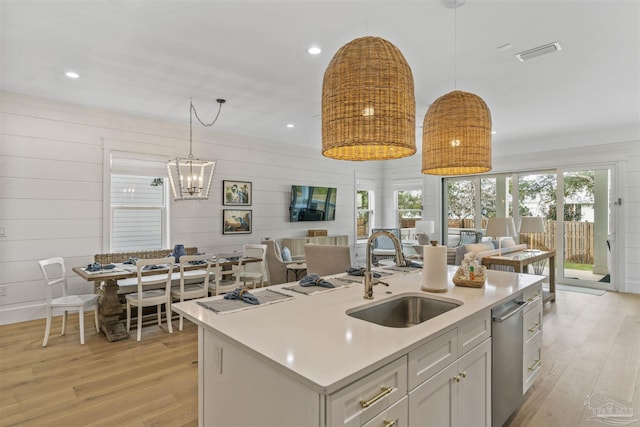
[289,185,337,222]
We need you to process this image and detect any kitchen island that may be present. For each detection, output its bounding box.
[174,266,545,427]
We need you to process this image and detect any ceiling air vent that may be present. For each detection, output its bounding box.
[515,42,562,62]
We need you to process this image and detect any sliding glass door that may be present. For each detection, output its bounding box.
[557,167,614,290]
[444,165,616,291]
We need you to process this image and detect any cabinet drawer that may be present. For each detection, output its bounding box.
[523,284,542,313]
[523,337,542,394]
[458,311,491,356]
[408,329,457,390]
[361,396,408,427]
[329,356,408,427]
[523,303,543,351]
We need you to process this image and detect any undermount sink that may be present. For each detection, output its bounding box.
[347,293,462,328]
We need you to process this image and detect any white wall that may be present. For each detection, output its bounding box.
[1,91,638,325]
[0,91,381,324]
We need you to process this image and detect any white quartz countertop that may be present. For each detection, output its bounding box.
[173,266,544,394]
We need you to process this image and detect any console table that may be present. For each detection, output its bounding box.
[481,250,556,303]
[282,235,348,258]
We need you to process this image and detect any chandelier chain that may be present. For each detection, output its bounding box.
[188,98,225,158]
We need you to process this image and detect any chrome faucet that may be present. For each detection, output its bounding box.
[364,230,405,299]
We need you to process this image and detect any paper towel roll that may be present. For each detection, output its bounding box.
[421,244,448,293]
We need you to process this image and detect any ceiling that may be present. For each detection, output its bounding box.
[1,1,639,152]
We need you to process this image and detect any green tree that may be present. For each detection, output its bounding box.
[447,180,475,219]
[397,190,422,210]
[519,171,594,221]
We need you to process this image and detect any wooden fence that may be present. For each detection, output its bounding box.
[448,219,595,264]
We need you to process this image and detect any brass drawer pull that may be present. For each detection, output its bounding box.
[383,420,396,427]
[360,386,393,409]
[527,293,541,303]
[528,359,542,371]
[528,323,541,333]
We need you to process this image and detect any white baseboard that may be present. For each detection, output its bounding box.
[0,303,46,326]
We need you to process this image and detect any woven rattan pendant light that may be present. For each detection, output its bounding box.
[322,36,416,161]
[422,90,492,175]
[422,1,492,175]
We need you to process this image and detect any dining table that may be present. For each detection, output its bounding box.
[72,256,261,342]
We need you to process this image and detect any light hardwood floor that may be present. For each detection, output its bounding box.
[1,288,639,427]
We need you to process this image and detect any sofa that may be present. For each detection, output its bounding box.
[452,238,527,270]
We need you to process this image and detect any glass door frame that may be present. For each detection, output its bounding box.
[556,164,617,291]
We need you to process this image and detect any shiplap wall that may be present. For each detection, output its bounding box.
[1,91,638,326]
[0,91,382,324]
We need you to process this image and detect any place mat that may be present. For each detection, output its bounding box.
[334,276,363,285]
[197,289,293,314]
[383,265,422,273]
[283,280,345,295]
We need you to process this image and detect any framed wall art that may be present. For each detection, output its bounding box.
[223,209,252,234]
[223,180,252,206]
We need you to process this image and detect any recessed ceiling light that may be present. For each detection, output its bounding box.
[491,131,497,135]
[65,71,79,79]
[307,46,321,55]
[286,123,295,128]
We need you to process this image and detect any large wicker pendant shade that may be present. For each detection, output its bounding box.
[422,90,492,175]
[322,36,416,161]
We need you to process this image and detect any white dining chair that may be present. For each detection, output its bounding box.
[208,255,242,296]
[39,257,100,347]
[170,254,211,331]
[124,257,175,342]
[237,244,267,288]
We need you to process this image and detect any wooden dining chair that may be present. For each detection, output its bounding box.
[124,257,175,342]
[39,257,99,347]
[170,253,211,331]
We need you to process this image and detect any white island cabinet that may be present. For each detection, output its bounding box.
[174,267,545,427]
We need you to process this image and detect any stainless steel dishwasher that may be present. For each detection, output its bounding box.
[492,296,526,427]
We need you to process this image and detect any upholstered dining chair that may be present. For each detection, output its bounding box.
[303,244,352,277]
[261,239,305,285]
[39,257,100,347]
[237,244,267,289]
[124,257,175,342]
[170,253,211,331]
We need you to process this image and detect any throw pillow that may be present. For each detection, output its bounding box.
[281,246,292,262]
[501,237,516,248]
[466,242,494,255]
[455,242,494,265]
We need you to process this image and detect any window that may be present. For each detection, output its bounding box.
[111,175,167,251]
[108,153,169,252]
[356,178,375,241]
[395,183,423,242]
[357,189,374,241]
[444,178,475,246]
[397,189,423,228]
[444,175,511,246]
